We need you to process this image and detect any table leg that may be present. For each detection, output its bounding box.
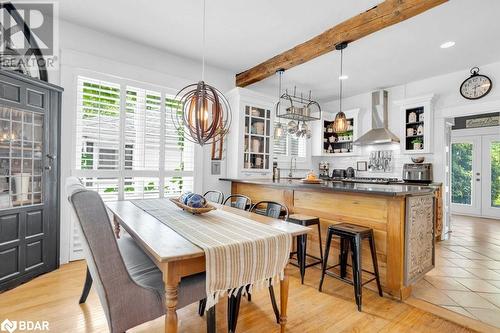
[279,271,289,333]
[162,264,179,333]
[113,215,120,239]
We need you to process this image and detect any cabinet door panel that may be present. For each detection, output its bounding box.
[26,210,43,237]
[0,81,21,103]
[0,214,19,244]
[26,89,45,109]
[25,240,43,270]
[0,71,60,291]
[0,247,19,281]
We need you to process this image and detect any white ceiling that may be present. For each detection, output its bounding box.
[57,0,500,101]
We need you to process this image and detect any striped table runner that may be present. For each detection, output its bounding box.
[131,198,292,309]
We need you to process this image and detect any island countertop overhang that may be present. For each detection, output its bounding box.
[220,178,436,197]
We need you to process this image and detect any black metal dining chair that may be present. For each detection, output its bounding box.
[223,194,251,211]
[203,190,225,204]
[249,201,289,324]
[198,200,289,328]
[250,201,289,220]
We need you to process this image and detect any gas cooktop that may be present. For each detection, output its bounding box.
[339,177,402,184]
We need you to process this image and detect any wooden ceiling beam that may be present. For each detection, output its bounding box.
[235,0,448,87]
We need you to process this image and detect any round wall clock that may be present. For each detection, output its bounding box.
[460,67,492,100]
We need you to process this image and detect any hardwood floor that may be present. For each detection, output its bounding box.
[0,260,472,333]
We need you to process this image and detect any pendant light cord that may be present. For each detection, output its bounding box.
[201,0,206,81]
[276,69,283,121]
[339,48,343,113]
[278,71,282,99]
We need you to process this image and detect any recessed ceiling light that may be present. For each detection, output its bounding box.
[339,75,349,80]
[440,41,455,49]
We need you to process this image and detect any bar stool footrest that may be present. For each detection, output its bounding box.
[324,270,377,287]
[324,263,379,285]
[290,260,322,269]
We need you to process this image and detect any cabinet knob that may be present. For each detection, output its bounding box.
[44,165,52,171]
[46,154,56,160]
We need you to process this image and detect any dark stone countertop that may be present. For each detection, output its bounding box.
[220,178,436,197]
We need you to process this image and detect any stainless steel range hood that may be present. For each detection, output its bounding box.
[354,90,400,145]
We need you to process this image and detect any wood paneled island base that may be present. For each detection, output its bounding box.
[226,179,437,300]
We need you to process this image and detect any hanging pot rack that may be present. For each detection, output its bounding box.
[275,70,321,122]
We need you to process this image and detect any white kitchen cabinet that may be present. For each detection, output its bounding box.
[394,94,435,154]
[225,87,276,178]
[311,108,360,157]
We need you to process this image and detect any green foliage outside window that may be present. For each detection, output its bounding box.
[451,143,472,205]
[82,82,120,118]
[491,142,500,207]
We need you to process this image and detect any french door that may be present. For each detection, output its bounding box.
[482,135,500,218]
[451,134,500,219]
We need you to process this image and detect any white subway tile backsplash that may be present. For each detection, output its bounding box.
[312,146,434,179]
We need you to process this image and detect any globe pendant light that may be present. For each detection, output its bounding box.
[332,42,349,133]
[171,0,231,146]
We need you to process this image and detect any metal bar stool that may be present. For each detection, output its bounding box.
[318,223,383,311]
[287,214,323,284]
[203,190,224,204]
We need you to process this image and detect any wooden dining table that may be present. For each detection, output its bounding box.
[106,200,310,333]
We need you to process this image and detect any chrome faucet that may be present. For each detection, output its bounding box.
[288,157,297,178]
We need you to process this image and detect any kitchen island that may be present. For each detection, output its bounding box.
[221,178,437,300]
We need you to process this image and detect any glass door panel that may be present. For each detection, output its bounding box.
[243,105,271,171]
[0,107,44,209]
[451,142,473,205]
[490,141,500,207]
[482,135,500,218]
[451,136,481,215]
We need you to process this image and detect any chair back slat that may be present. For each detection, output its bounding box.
[250,201,289,220]
[223,194,251,211]
[204,190,225,204]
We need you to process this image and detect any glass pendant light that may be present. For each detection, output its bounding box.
[274,69,285,138]
[332,42,349,133]
[171,0,231,146]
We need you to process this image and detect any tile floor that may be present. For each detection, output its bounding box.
[413,214,500,328]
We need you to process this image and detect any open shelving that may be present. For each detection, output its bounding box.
[311,108,359,157]
[394,94,435,154]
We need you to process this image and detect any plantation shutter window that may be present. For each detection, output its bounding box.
[73,75,194,200]
[272,121,307,159]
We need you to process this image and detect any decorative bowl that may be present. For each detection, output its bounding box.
[411,156,425,163]
[170,197,216,215]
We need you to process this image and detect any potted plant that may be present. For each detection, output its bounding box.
[412,137,423,150]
